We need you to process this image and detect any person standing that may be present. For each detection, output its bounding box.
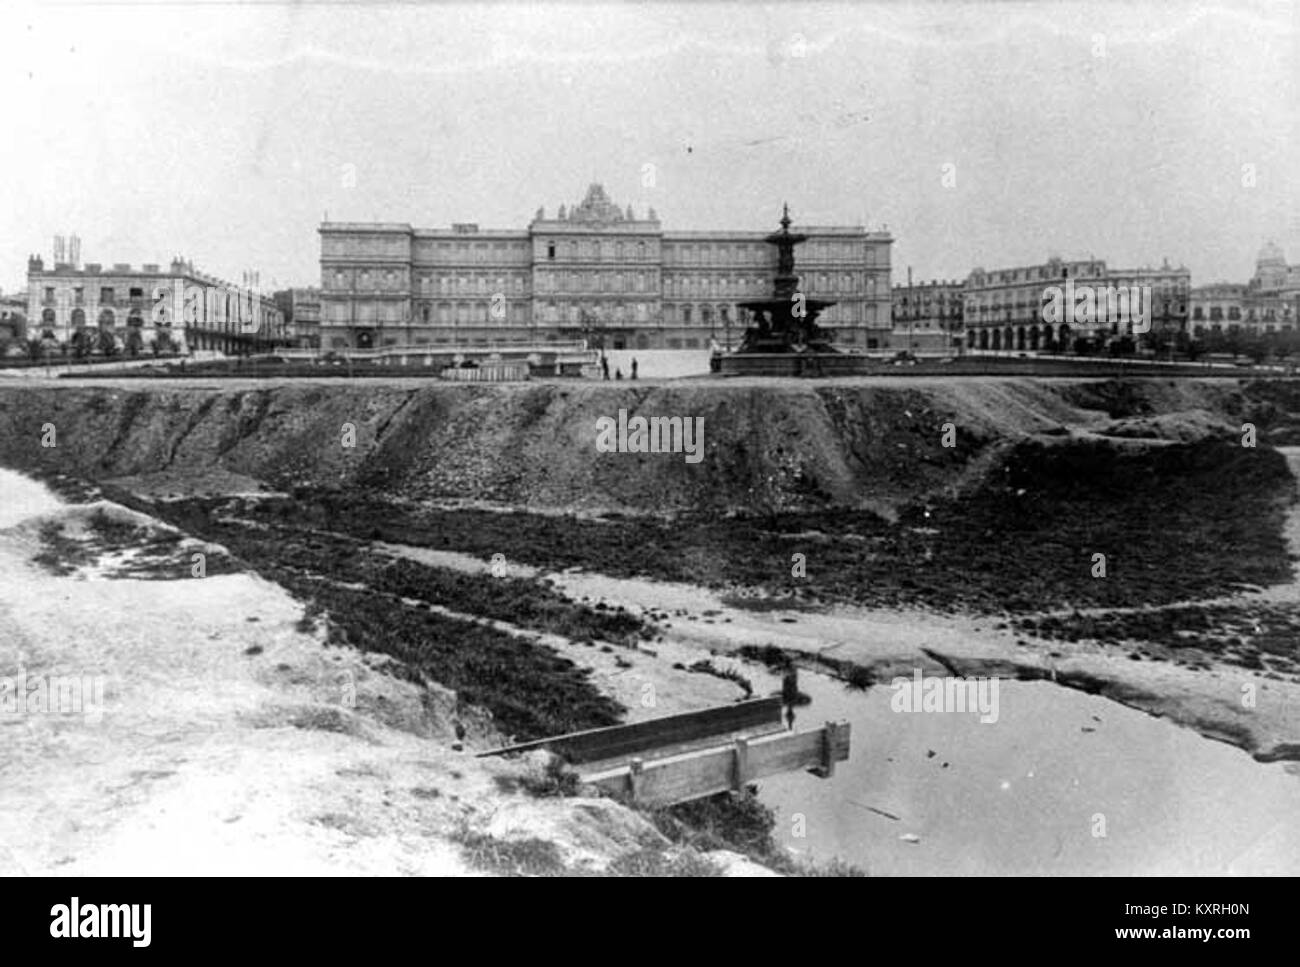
[781,666,800,730]
[601,354,609,380]
[631,357,638,379]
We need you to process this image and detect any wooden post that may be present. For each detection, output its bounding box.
[810,721,850,778]
[627,757,644,803]
[733,737,750,791]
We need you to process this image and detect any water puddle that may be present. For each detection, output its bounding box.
[759,670,1300,875]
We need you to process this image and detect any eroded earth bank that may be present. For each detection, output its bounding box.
[3,375,1299,874]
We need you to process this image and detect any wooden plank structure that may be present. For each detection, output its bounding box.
[479,697,850,808]
[581,721,851,807]
[478,696,786,765]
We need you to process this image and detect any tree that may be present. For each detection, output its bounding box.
[96,328,117,356]
[125,328,144,358]
[26,337,43,360]
[71,328,92,359]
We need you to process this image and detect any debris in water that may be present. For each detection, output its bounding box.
[900,833,920,844]
[848,800,901,821]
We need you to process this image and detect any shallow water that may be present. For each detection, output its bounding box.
[759,670,1300,875]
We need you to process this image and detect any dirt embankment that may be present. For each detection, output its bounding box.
[0,376,1285,515]
[5,376,1300,871]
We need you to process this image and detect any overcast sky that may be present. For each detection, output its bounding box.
[1,1,1296,294]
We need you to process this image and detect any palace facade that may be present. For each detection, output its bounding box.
[318,183,894,351]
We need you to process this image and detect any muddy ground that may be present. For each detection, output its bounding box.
[3,374,1300,873]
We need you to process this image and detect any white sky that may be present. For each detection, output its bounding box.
[1,1,1296,293]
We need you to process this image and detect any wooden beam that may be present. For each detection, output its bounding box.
[581,720,851,807]
[478,696,785,764]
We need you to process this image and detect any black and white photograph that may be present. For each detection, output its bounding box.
[0,0,1292,926]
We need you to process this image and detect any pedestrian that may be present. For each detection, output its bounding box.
[601,355,609,380]
[781,666,800,730]
[631,357,638,379]
[615,368,623,380]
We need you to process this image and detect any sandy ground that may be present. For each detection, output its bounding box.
[0,486,763,876]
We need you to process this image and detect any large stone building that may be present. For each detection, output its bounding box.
[318,183,893,352]
[1190,242,1300,336]
[273,287,322,349]
[962,256,1190,352]
[890,279,964,352]
[27,253,286,355]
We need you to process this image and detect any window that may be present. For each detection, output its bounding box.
[44,287,54,303]
[129,287,143,299]
[101,287,114,303]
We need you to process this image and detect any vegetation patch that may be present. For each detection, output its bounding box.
[1017,602,1300,679]
[214,435,1295,618]
[453,832,570,877]
[648,788,867,877]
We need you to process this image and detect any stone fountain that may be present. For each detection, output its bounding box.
[718,205,873,377]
